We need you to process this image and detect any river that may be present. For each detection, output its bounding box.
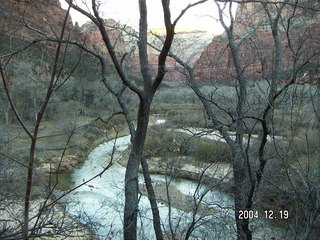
[62,120,284,239]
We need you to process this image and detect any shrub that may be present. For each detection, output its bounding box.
[83,125,104,142]
[195,140,232,163]
[166,109,206,128]
[144,128,176,157]
[179,136,232,163]
[109,114,127,126]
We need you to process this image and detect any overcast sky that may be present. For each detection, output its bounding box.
[59,0,236,34]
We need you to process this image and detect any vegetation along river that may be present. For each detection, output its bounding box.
[60,119,284,239]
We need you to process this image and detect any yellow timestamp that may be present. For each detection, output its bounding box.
[237,210,289,220]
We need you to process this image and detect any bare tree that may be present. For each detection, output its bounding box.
[0,6,73,240]
[158,0,320,239]
[50,1,210,239]
[2,0,318,239]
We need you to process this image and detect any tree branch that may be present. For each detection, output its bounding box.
[0,60,33,138]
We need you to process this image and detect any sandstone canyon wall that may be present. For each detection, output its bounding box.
[0,0,75,41]
[194,1,320,83]
[0,0,124,58]
[126,30,214,86]
[0,0,214,86]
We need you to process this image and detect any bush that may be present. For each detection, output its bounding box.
[145,127,233,163]
[144,128,176,157]
[154,87,199,104]
[166,109,206,127]
[108,114,127,127]
[180,137,232,163]
[83,125,104,142]
[196,140,232,163]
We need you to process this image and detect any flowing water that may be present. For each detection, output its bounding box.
[62,134,238,239]
[62,120,284,239]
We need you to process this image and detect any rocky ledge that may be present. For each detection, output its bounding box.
[39,155,79,173]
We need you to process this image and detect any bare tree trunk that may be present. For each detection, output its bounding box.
[232,147,253,240]
[115,88,163,239]
[316,75,320,181]
[124,99,151,240]
[33,97,37,121]
[0,6,72,239]
[141,157,163,240]
[5,104,10,125]
[23,139,37,239]
[57,1,207,238]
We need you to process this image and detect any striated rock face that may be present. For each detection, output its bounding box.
[0,0,76,40]
[80,19,125,56]
[0,0,215,86]
[0,0,125,57]
[194,2,320,82]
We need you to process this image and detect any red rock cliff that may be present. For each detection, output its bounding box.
[194,2,320,82]
[79,19,125,56]
[0,0,76,39]
[0,0,126,65]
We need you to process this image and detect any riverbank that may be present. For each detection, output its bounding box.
[117,150,234,214]
[63,135,236,239]
[58,119,292,239]
[0,116,130,239]
[139,180,217,215]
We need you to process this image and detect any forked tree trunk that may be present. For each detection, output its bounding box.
[62,1,204,239]
[124,99,152,240]
[118,92,163,239]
